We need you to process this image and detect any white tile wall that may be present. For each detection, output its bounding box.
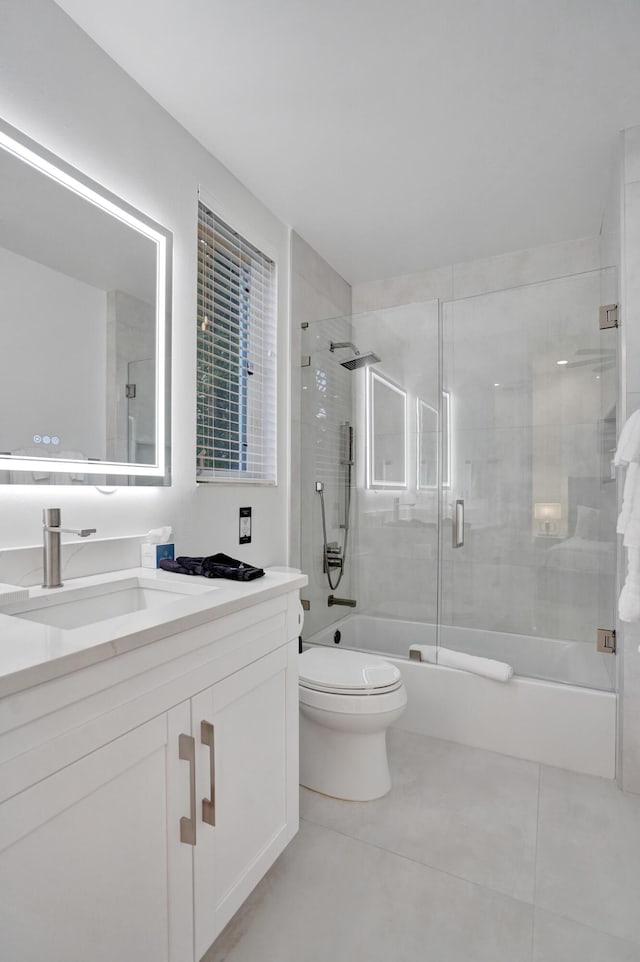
[290,232,353,639]
[452,236,601,300]
[352,264,453,313]
[353,236,603,313]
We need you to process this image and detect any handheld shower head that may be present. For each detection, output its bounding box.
[329,341,381,371]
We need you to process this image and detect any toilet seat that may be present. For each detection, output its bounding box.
[299,682,407,715]
[299,647,403,696]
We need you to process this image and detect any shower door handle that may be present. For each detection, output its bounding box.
[453,499,465,548]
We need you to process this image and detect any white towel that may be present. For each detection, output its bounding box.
[619,547,640,622]
[617,462,640,546]
[615,410,640,466]
[409,645,513,682]
[614,415,640,617]
[618,462,638,534]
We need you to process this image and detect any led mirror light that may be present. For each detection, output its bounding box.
[0,119,172,482]
[366,368,408,489]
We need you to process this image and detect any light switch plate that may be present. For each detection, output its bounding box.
[239,506,252,544]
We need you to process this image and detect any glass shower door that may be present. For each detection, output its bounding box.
[440,271,617,689]
[299,302,441,649]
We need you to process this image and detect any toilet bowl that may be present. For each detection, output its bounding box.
[299,647,407,801]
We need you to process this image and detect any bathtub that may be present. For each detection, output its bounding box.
[304,614,617,779]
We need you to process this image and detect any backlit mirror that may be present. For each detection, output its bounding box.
[0,119,172,485]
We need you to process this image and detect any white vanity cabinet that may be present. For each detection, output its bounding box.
[189,643,297,958]
[0,712,183,962]
[0,584,302,962]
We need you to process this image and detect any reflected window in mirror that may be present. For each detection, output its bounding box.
[0,120,172,485]
[366,368,407,489]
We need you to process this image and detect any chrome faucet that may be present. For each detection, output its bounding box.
[42,508,96,589]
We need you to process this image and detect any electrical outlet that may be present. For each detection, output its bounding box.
[239,506,252,544]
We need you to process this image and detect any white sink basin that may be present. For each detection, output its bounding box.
[5,577,212,630]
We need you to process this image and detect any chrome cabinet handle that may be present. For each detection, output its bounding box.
[201,720,216,827]
[178,733,196,846]
[453,499,465,548]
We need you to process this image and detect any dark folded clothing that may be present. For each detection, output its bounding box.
[159,558,200,576]
[201,553,265,581]
[161,553,265,582]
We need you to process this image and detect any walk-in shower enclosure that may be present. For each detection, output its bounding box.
[300,270,617,694]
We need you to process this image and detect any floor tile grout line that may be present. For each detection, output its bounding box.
[299,812,535,913]
[534,904,640,951]
[300,810,640,953]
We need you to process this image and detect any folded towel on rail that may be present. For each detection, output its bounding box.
[619,547,640,622]
[615,410,640,466]
[160,553,265,581]
[616,461,640,546]
[408,645,513,682]
[617,462,639,535]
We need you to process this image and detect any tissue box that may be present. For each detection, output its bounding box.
[140,543,175,568]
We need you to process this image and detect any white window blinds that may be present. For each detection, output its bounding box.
[196,202,277,483]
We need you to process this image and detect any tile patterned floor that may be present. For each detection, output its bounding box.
[204,729,640,962]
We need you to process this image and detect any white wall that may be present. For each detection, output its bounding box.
[0,0,291,568]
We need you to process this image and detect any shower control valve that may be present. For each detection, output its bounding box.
[324,543,343,572]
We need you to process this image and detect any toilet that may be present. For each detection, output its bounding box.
[299,647,407,802]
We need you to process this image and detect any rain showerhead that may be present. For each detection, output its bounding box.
[339,351,381,371]
[330,341,381,371]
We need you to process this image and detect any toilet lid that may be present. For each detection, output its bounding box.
[299,647,402,694]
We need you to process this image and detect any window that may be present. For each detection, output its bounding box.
[196,202,277,482]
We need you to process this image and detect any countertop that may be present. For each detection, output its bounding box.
[0,566,307,698]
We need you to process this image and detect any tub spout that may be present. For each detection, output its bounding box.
[328,595,356,607]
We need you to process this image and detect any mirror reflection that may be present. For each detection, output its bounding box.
[367,369,407,488]
[0,121,171,484]
[417,399,437,488]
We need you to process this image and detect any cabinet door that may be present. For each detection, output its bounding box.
[192,644,296,957]
[0,709,192,962]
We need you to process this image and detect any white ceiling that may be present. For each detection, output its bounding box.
[54,0,640,285]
